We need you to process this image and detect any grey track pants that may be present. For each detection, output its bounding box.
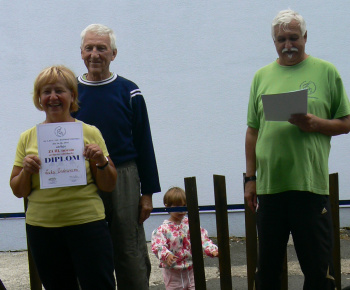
[99,161,151,290]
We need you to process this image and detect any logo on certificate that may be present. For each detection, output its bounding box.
[54,126,66,137]
[48,177,57,185]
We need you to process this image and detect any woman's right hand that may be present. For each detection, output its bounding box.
[23,155,41,175]
[10,155,40,198]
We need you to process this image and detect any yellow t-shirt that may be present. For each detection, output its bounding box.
[13,120,109,227]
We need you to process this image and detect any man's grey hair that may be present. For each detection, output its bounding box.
[80,24,117,50]
[271,9,306,41]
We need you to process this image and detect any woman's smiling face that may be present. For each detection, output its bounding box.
[40,77,74,122]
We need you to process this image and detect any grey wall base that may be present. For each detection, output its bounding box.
[1,208,349,251]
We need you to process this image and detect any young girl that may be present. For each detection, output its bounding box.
[151,187,218,290]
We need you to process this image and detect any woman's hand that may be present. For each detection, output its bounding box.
[10,154,41,198]
[23,154,41,175]
[83,144,106,165]
[85,144,117,192]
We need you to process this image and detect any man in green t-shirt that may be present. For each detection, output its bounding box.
[245,9,350,290]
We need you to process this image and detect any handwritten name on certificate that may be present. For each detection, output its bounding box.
[37,122,87,189]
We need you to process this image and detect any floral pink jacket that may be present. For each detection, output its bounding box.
[151,217,218,270]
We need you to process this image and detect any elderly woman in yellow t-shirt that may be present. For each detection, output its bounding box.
[10,65,117,290]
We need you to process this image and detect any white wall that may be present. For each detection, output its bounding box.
[1,1,350,216]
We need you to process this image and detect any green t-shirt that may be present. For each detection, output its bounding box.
[14,120,109,227]
[247,56,350,195]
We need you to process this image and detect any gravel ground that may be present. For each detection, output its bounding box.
[1,229,350,289]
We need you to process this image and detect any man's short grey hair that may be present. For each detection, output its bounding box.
[271,9,306,41]
[80,24,117,51]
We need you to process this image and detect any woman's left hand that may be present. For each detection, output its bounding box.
[83,144,106,165]
[84,144,116,192]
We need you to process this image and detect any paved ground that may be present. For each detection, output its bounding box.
[1,229,350,289]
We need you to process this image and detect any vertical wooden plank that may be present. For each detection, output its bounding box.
[243,173,258,290]
[213,175,233,290]
[281,254,288,290]
[24,198,42,290]
[329,173,341,290]
[184,177,207,290]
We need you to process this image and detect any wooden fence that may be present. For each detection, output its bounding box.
[0,173,347,289]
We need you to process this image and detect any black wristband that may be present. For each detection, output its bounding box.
[96,160,109,170]
[244,175,256,183]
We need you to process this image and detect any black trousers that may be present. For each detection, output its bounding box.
[26,220,115,290]
[255,191,336,290]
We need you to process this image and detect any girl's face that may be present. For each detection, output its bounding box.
[169,202,186,224]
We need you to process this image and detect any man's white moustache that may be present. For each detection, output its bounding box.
[282,47,298,53]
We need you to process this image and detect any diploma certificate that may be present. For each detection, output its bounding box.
[37,122,87,189]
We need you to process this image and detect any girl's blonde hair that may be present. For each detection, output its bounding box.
[163,187,186,207]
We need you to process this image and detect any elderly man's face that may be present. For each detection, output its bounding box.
[273,20,307,66]
[81,32,117,81]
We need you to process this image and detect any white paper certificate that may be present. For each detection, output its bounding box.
[261,89,308,121]
[37,122,87,189]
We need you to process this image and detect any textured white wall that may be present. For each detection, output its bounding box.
[1,0,350,217]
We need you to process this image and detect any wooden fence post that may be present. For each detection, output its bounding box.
[329,173,341,290]
[24,198,42,290]
[213,175,233,290]
[243,173,258,290]
[281,254,288,289]
[184,177,207,290]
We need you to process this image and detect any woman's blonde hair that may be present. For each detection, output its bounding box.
[33,65,79,112]
[163,187,186,207]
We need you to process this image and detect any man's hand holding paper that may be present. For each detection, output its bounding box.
[288,113,320,132]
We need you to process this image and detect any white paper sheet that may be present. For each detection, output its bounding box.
[262,89,308,121]
[37,122,87,189]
